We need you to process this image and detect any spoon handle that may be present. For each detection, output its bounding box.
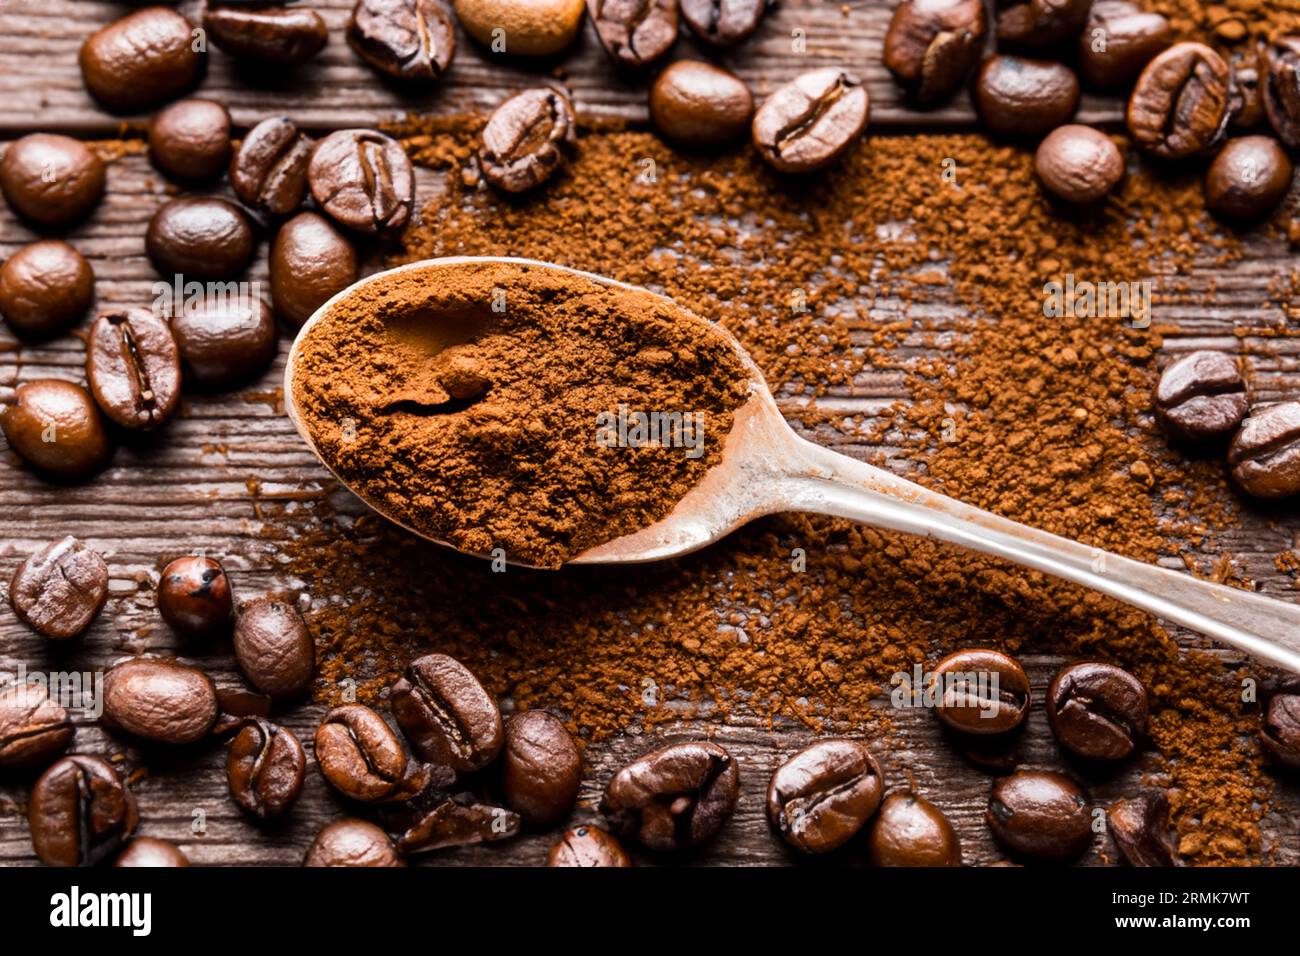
[785,436,1300,673]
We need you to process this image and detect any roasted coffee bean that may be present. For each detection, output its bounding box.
[866,790,961,866]
[601,741,739,851]
[931,648,1030,735]
[478,88,577,194]
[397,794,521,854]
[1228,401,1300,499]
[149,99,232,182]
[1107,793,1178,866]
[752,69,870,174]
[1035,125,1125,204]
[79,7,205,113]
[157,556,235,637]
[680,0,771,48]
[315,704,408,802]
[29,755,137,867]
[1259,693,1300,769]
[1265,37,1300,148]
[1078,1,1171,90]
[170,295,278,389]
[766,739,884,854]
[233,597,315,698]
[996,0,1090,49]
[0,241,95,339]
[454,0,585,56]
[1154,350,1248,443]
[1128,42,1232,160]
[1205,136,1294,223]
[307,129,415,233]
[230,117,313,217]
[500,710,581,826]
[650,60,753,146]
[882,0,987,105]
[973,55,1080,138]
[987,770,1092,861]
[548,824,632,866]
[270,212,358,328]
[214,687,274,734]
[1046,661,1148,761]
[146,197,256,281]
[114,836,190,867]
[347,0,455,81]
[102,657,219,745]
[86,308,182,431]
[205,5,329,66]
[1230,44,1266,130]
[304,818,405,866]
[588,0,678,69]
[0,380,111,480]
[9,537,108,639]
[227,718,306,820]
[0,134,106,227]
[390,653,503,771]
[0,681,73,770]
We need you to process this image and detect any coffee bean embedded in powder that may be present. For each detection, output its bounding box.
[230,116,313,217]
[390,653,503,771]
[0,381,111,480]
[0,134,105,227]
[1153,350,1248,444]
[86,308,183,431]
[974,55,1080,138]
[995,0,1090,49]
[204,5,329,67]
[0,241,95,340]
[149,99,233,182]
[766,739,884,854]
[866,790,961,866]
[227,718,307,820]
[1035,125,1125,204]
[548,825,632,866]
[233,597,315,699]
[157,555,236,637]
[9,536,108,640]
[601,741,739,852]
[114,837,190,868]
[79,7,205,113]
[1204,136,1294,223]
[146,197,256,281]
[1265,37,1300,149]
[29,755,137,867]
[453,0,586,56]
[1127,42,1232,160]
[307,129,415,233]
[752,69,870,174]
[478,87,577,194]
[650,60,754,147]
[270,211,358,327]
[0,681,74,770]
[588,0,679,69]
[679,0,772,49]
[987,770,1092,861]
[1106,793,1178,867]
[932,648,1030,736]
[170,295,278,390]
[1046,661,1148,761]
[499,710,581,826]
[304,818,406,867]
[102,657,220,745]
[882,0,987,105]
[315,704,409,802]
[1228,401,1300,499]
[1077,2,1171,90]
[1259,693,1300,770]
[395,794,522,854]
[347,0,455,81]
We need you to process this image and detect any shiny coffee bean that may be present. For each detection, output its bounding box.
[0,134,106,227]
[752,69,870,174]
[347,0,456,81]
[650,60,753,147]
[390,653,503,771]
[114,836,190,867]
[205,5,329,66]
[1265,37,1300,148]
[230,117,313,217]
[307,129,415,233]
[102,657,220,745]
[454,0,586,56]
[1078,2,1171,90]
[304,818,405,866]
[974,55,1079,138]
[1107,793,1177,866]
[1205,136,1293,223]
[1229,45,1266,130]
[1035,125,1124,204]
[270,212,358,328]
[149,99,232,182]
[170,295,278,389]
[996,0,1090,49]
[680,0,771,48]
[1259,693,1300,769]
[932,648,1030,735]
[315,704,408,802]
[0,241,95,339]
[987,770,1092,861]
[479,88,577,194]
[0,380,111,480]
[500,710,581,826]
[9,536,108,640]
[0,681,73,770]
[1154,350,1248,444]
[1228,401,1300,499]
[866,790,961,866]
[227,718,306,820]
[1046,661,1148,761]
[397,794,522,854]
[79,7,205,113]
[86,308,182,431]
[601,741,739,851]
[883,0,987,105]
[1128,42,1232,159]
[157,556,235,637]
[233,597,314,698]
[766,739,884,854]
[548,825,632,866]
[588,0,678,69]
[146,197,255,281]
[29,755,137,867]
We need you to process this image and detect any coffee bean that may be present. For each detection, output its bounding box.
[307,129,415,233]
[0,381,111,480]
[396,794,521,854]
[1046,661,1148,760]
[601,741,739,851]
[478,88,577,194]
[1078,1,1171,90]
[500,710,581,826]
[0,241,95,340]
[227,718,306,820]
[233,597,315,698]
[866,790,961,866]
[1265,37,1300,148]
[230,117,313,217]
[148,99,232,182]
[973,55,1080,138]
[114,836,190,867]
[9,536,108,640]
[996,0,1090,49]
[315,704,409,802]
[548,824,632,866]
[1035,125,1125,204]
[347,0,455,81]
[752,68,870,174]
[0,681,73,770]
[86,308,182,431]
[1229,44,1266,130]
[170,295,278,389]
[29,755,137,867]
[680,0,771,48]
[588,0,678,69]
[1228,401,1300,499]
[650,60,753,146]
[1153,350,1248,443]
[987,770,1092,861]
[0,134,106,227]
[304,818,406,866]
[766,739,884,854]
[454,0,585,56]
[1128,42,1232,159]
[79,7,205,113]
[1205,136,1294,223]
[1259,693,1300,769]
[205,5,329,66]
[157,555,235,637]
[1107,793,1177,866]
[214,687,274,735]
[882,0,987,105]
[390,653,503,771]
[146,197,256,281]
[270,212,358,328]
[931,648,1030,735]
[102,657,220,745]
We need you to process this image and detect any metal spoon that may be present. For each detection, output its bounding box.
[285,256,1300,674]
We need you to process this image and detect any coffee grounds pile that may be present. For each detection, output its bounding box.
[1147,0,1300,40]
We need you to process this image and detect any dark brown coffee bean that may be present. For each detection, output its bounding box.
[1046,661,1148,761]
[0,134,106,227]
[315,704,408,802]
[866,790,961,866]
[500,710,581,826]
[996,0,1090,49]
[1265,37,1300,148]
[347,0,456,81]
[680,0,771,48]
[548,824,632,866]
[270,212,358,328]
[1035,125,1125,204]
[79,7,205,113]
[102,657,220,745]
[1128,42,1232,159]
[478,88,577,194]
[1205,136,1293,223]
[1228,401,1300,499]
[396,793,521,854]
[650,60,753,146]
[86,308,182,431]
[1107,793,1178,866]
[1154,350,1248,443]
[308,129,415,233]
[170,294,278,389]
[882,0,987,105]
[149,99,232,182]
[29,755,137,867]
[766,739,883,854]
[114,836,190,867]
[146,197,255,281]
[589,0,678,69]
[931,648,1030,735]
[0,381,111,480]
[304,818,406,866]
[227,718,306,819]
[987,770,1092,861]
[1230,44,1266,130]
[752,69,870,174]
[390,653,503,771]
[1078,1,1171,90]
[973,55,1080,138]
[0,241,95,340]
[230,117,313,217]
[1259,693,1300,769]
[233,597,315,698]
[205,5,329,66]
[157,555,235,637]
[601,741,739,851]
[9,537,108,640]
[0,681,73,770]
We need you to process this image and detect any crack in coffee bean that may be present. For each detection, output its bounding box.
[1154,351,1248,443]
[479,88,576,194]
[1107,793,1178,866]
[1265,37,1300,148]
[589,0,678,68]
[347,0,455,82]
[1229,402,1300,499]
[0,682,73,770]
[315,704,409,802]
[231,117,313,217]
[390,654,503,771]
[396,794,520,854]
[308,129,414,233]
[766,740,884,854]
[86,309,182,431]
[29,755,137,867]
[601,741,739,851]
[680,0,770,48]
[1128,42,1232,159]
[227,718,306,819]
[9,536,109,640]
[1046,662,1148,761]
[753,69,870,173]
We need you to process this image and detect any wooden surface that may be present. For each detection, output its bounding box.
[1,0,1298,867]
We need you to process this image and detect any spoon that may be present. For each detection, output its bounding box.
[286,256,1300,675]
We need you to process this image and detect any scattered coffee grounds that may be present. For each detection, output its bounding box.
[1146,0,1300,41]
